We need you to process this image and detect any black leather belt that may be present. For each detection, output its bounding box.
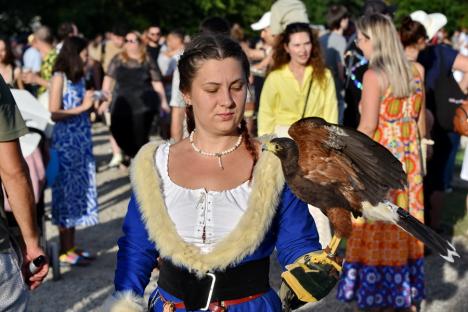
[158,257,270,310]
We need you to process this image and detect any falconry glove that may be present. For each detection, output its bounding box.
[280,251,341,310]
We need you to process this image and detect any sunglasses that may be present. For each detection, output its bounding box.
[149,32,160,36]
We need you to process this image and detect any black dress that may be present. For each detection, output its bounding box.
[107,55,162,157]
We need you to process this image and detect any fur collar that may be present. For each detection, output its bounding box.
[130,141,284,277]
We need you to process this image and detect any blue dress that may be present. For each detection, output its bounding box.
[111,142,321,311]
[51,77,98,228]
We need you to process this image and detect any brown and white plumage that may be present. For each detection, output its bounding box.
[265,117,459,263]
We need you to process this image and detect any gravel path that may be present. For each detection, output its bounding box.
[29,123,468,311]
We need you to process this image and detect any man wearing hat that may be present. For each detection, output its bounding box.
[247,12,275,74]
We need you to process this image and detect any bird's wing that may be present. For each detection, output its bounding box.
[288,121,366,216]
[289,117,407,206]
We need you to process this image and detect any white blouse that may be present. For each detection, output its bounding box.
[155,143,252,253]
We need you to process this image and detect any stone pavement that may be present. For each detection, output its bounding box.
[29,123,468,311]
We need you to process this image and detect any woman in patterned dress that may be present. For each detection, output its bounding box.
[337,14,426,311]
[49,36,99,266]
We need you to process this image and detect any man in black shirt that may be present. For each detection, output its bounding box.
[146,25,162,64]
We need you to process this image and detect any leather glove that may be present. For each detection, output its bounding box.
[280,251,341,310]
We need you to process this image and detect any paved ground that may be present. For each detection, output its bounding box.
[29,123,468,311]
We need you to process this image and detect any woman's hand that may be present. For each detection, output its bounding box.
[21,71,36,84]
[98,101,111,115]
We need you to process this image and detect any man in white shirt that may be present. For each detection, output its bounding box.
[22,35,42,96]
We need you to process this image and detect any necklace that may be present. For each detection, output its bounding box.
[189,130,243,169]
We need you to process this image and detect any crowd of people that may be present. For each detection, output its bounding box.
[1,0,468,311]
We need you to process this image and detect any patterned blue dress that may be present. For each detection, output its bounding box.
[51,76,99,228]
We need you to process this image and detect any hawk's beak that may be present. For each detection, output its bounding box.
[262,141,276,153]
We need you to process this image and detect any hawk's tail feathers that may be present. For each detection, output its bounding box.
[384,201,460,263]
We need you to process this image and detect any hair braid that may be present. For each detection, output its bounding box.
[240,119,258,180]
[186,105,195,133]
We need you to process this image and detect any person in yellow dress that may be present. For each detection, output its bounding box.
[258,22,338,137]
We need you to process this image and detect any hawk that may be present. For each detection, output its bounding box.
[264,117,459,268]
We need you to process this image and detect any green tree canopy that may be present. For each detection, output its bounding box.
[0,0,466,40]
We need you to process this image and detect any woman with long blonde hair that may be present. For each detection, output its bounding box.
[100,31,170,162]
[337,14,426,311]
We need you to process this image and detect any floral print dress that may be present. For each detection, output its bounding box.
[337,66,425,309]
[51,75,98,228]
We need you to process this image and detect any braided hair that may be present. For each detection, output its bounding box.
[179,34,258,177]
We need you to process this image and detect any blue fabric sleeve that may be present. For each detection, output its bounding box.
[274,186,322,269]
[114,193,159,296]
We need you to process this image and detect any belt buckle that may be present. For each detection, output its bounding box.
[201,272,216,311]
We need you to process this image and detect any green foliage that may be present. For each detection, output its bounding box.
[0,0,466,39]
[392,0,468,31]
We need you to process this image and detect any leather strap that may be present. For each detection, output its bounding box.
[301,75,313,118]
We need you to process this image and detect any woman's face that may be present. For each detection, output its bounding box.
[183,57,247,136]
[356,30,373,60]
[0,40,6,63]
[285,31,312,66]
[124,33,141,54]
[80,48,88,64]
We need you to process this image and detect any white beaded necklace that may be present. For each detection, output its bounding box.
[189,129,243,169]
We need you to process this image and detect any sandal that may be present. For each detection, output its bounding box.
[72,247,96,260]
[59,250,91,267]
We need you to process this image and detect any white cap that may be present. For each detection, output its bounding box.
[251,12,271,31]
[410,10,447,40]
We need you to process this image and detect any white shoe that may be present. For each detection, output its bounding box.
[108,154,123,168]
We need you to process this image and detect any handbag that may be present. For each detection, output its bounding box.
[453,99,468,136]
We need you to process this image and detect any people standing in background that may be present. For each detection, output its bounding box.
[337,14,426,310]
[258,22,337,248]
[413,10,468,233]
[101,25,126,168]
[157,29,185,100]
[22,26,57,97]
[320,5,349,124]
[0,36,24,89]
[342,0,396,128]
[56,22,79,53]
[22,34,42,96]
[102,26,126,74]
[146,25,162,65]
[0,75,49,311]
[258,22,338,137]
[49,36,98,266]
[100,31,169,158]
